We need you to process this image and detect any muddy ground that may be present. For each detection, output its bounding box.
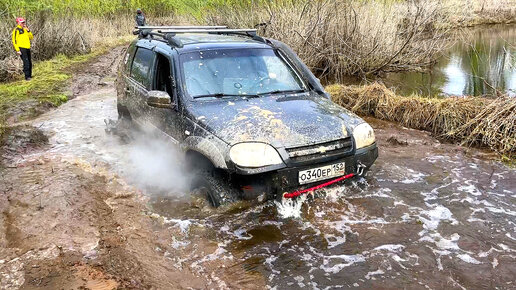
[0,48,515,289]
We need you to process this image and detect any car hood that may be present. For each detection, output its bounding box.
[186,92,365,148]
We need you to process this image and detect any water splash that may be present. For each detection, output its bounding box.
[275,195,307,219]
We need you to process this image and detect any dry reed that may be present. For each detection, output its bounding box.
[327,83,515,156]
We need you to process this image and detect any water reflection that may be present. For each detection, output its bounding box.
[383,24,516,97]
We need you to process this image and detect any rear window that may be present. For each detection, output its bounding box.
[131,47,154,89]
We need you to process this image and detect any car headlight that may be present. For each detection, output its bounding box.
[353,123,375,149]
[229,142,283,168]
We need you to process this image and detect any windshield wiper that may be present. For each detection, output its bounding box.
[193,93,232,99]
[258,89,307,96]
[193,93,260,99]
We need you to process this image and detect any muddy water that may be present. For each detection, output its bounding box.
[27,87,516,289]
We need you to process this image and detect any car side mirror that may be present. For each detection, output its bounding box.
[147,91,173,108]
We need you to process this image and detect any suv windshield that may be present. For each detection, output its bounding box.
[180,48,305,99]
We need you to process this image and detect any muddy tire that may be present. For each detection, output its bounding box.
[187,152,239,207]
[191,169,239,207]
[117,103,132,120]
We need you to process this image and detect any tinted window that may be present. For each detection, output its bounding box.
[124,43,137,73]
[131,47,154,89]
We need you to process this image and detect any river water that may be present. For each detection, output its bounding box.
[28,87,515,289]
[376,24,516,97]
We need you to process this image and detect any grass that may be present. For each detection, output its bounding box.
[327,83,516,158]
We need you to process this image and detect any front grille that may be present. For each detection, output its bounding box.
[286,138,354,163]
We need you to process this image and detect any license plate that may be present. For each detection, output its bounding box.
[298,162,346,185]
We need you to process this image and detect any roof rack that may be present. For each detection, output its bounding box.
[135,26,228,30]
[133,26,263,48]
[157,28,257,34]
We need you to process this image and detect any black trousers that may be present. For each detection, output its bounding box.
[19,48,32,80]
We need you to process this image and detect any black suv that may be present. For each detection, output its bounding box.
[116,26,378,206]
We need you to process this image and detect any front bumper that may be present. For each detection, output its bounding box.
[235,143,378,199]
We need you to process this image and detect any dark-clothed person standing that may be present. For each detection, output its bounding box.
[135,9,146,26]
[12,17,33,81]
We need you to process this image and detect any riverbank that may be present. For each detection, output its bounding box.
[328,83,516,160]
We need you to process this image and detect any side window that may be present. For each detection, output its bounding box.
[131,47,155,89]
[153,53,173,97]
[124,43,137,73]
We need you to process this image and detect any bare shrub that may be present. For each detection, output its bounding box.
[206,0,449,79]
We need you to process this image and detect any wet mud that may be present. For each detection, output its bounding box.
[0,48,515,289]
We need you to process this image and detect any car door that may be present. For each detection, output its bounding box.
[126,46,156,120]
[145,50,184,143]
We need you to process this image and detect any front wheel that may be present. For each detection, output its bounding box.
[191,169,240,207]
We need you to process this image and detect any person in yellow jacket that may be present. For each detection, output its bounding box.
[12,17,33,80]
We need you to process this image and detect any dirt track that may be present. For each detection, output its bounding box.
[1,48,515,289]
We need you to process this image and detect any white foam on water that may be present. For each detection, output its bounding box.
[265,255,279,273]
[426,155,460,164]
[325,233,348,249]
[468,163,479,169]
[419,205,457,232]
[294,276,305,288]
[171,237,190,249]
[435,233,461,251]
[492,257,498,268]
[459,196,495,207]
[457,254,481,264]
[320,254,366,274]
[498,244,512,251]
[432,249,451,271]
[323,185,349,202]
[401,172,426,184]
[506,233,516,241]
[420,181,455,202]
[392,254,408,269]
[458,182,482,196]
[275,195,307,219]
[387,165,427,184]
[348,188,393,199]
[191,241,233,270]
[487,207,516,216]
[343,217,389,225]
[365,269,384,280]
[233,228,252,240]
[163,218,193,234]
[373,244,405,252]
[467,217,486,223]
